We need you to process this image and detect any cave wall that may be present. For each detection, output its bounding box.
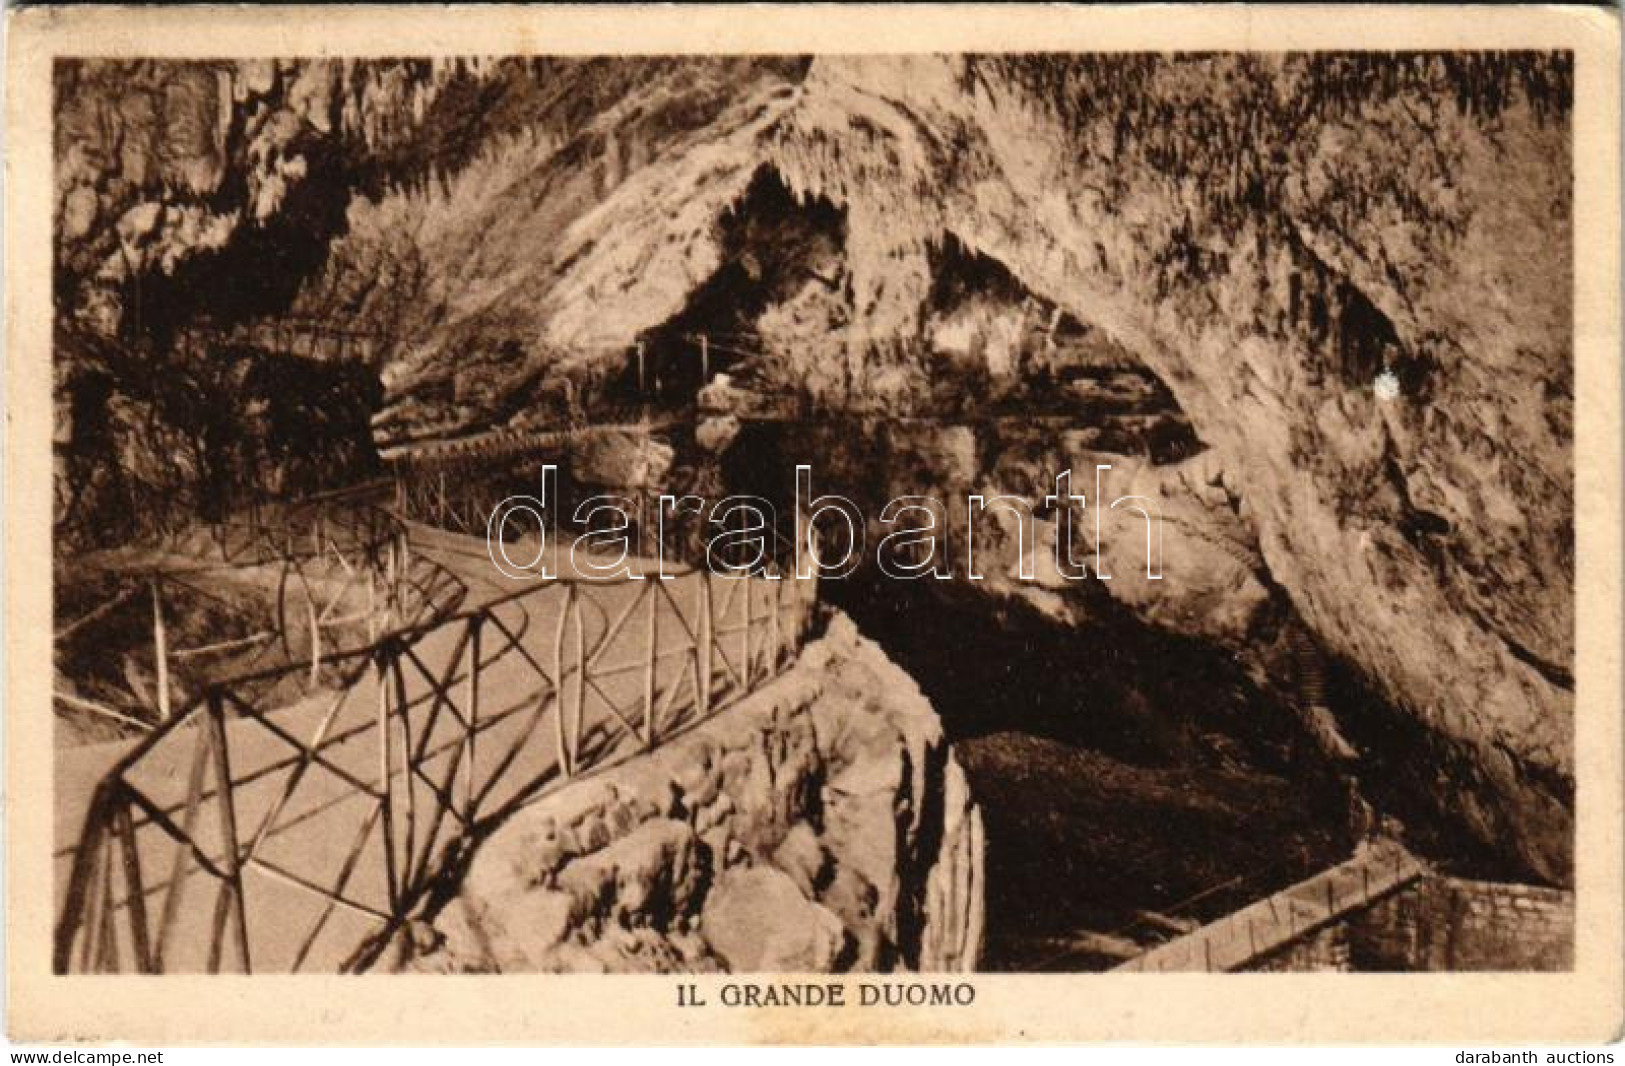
[762,54,1574,882]
[52,328,382,545]
[52,53,1576,881]
[53,58,462,540]
[51,57,810,521]
[306,61,809,439]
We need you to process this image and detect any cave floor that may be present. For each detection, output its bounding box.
[958,730,1349,971]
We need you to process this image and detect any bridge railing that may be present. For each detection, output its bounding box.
[178,317,384,365]
[55,486,465,735]
[1113,841,1426,972]
[376,402,670,465]
[54,534,818,973]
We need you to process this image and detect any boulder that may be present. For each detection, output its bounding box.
[569,429,675,489]
[700,865,847,972]
[695,413,741,453]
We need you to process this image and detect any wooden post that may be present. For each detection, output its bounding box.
[553,587,573,778]
[56,797,107,972]
[307,591,321,688]
[376,648,399,911]
[699,333,709,383]
[96,827,121,970]
[696,575,712,716]
[384,539,396,623]
[635,340,646,397]
[571,593,586,760]
[392,649,416,889]
[741,571,752,690]
[114,793,155,973]
[150,579,171,721]
[636,492,648,558]
[643,584,657,748]
[794,503,808,582]
[465,617,481,817]
[154,734,211,970]
[205,690,251,973]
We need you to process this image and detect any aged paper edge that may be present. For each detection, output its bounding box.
[5,3,1620,1046]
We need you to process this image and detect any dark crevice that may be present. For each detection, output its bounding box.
[824,572,1357,970]
[1464,604,1576,692]
[1322,647,1571,886]
[696,417,1365,968]
[623,165,848,403]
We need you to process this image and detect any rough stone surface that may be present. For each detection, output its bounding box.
[764,57,1573,881]
[389,611,984,973]
[1253,875,1575,972]
[568,429,675,489]
[701,866,847,971]
[56,56,1574,879]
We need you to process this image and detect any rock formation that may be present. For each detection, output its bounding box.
[383,613,983,973]
[763,55,1573,881]
[54,54,1574,881]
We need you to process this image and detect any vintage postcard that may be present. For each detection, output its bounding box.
[5,2,1621,1046]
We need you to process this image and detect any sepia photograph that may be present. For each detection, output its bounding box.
[5,2,1621,1049]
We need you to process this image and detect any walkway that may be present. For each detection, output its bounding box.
[377,405,680,463]
[1113,840,1427,972]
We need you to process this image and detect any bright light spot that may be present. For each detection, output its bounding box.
[1373,369,1401,401]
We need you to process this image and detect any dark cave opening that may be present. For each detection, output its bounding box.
[614,165,848,405]
[1321,650,1571,887]
[707,418,1359,970]
[823,573,1358,970]
[699,402,1561,967]
[124,133,359,353]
